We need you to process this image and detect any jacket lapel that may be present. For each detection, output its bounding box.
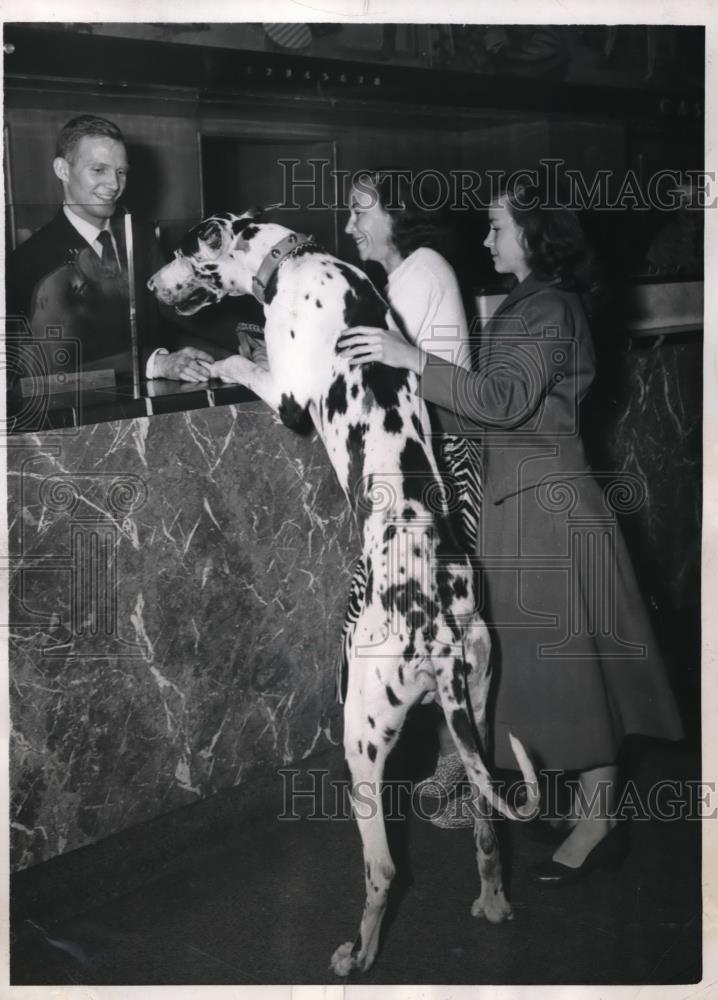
[53,209,93,257]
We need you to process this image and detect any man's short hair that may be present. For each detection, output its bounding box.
[55,115,126,161]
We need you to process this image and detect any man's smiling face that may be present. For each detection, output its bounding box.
[54,135,129,226]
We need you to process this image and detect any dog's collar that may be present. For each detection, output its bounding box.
[252,232,315,303]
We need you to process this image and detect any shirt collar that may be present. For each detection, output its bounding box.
[63,204,112,247]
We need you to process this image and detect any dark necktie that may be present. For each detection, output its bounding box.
[97,230,119,273]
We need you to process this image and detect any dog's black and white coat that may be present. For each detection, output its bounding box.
[149,211,538,976]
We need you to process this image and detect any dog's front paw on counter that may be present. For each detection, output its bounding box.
[209,355,256,384]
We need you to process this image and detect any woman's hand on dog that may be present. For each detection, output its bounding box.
[337,326,426,374]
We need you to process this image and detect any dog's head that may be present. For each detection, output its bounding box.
[148,208,288,315]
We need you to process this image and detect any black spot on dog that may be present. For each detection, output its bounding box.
[406,626,422,660]
[452,658,466,703]
[453,576,469,600]
[346,423,368,524]
[235,222,260,242]
[451,708,475,751]
[384,726,397,742]
[290,329,295,339]
[404,507,416,522]
[278,392,313,435]
[397,664,404,685]
[358,740,363,755]
[368,715,376,728]
[362,364,410,412]
[384,408,403,434]
[423,620,438,644]
[351,384,359,399]
[411,413,426,441]
[436,568,454,611]
[400,439,440,506]
[365,556,374,606]
[326,374,348,422]
[386,685,401,707]
[316,298,323,308]
[304,293,309,300]
[337,262,388,329]
[407,609,426,630]
[367,742,378,762]
[383,524,397,544]
[382,578,436,625]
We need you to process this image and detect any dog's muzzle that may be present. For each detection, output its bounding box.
[148,257,219,314]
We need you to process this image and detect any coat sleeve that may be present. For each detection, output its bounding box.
[416,289,577,432]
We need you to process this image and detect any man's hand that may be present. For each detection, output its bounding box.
[154,347,215,382]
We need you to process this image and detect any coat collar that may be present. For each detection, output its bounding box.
[493,272,561,316]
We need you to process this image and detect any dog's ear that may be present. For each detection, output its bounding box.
[196,219,226,259]
[242,203,283,220]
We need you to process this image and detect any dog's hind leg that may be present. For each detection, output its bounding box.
[330,647,427,976]
[434,619,515,924]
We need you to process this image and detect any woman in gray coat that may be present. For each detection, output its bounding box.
[338,179,684,884]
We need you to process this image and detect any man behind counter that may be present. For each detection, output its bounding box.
[7,114,216,382]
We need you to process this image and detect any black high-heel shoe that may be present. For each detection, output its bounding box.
[528,823,628,886]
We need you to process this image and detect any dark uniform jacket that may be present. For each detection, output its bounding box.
[7,209,173,373]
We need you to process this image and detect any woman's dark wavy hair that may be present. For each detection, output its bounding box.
[353,168,454,260]
[501,177,604,313]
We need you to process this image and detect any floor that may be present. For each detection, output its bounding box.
[11,735,701,986]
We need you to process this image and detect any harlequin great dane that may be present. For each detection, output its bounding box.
[148,210,539,976]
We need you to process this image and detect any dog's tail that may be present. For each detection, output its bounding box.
[460,733,540,823]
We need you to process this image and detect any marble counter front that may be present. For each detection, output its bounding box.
[9,401,356,870]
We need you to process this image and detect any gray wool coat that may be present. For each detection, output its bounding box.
[418,273,683,771]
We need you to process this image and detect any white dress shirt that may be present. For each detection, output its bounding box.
[63,204,120,261]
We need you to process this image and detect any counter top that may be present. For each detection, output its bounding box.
[8,378,258,435]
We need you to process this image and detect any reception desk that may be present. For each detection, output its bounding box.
[8,385,356,870]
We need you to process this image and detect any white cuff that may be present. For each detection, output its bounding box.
[146,347,169,379]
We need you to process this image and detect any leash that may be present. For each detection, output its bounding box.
[252,232,317,303]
